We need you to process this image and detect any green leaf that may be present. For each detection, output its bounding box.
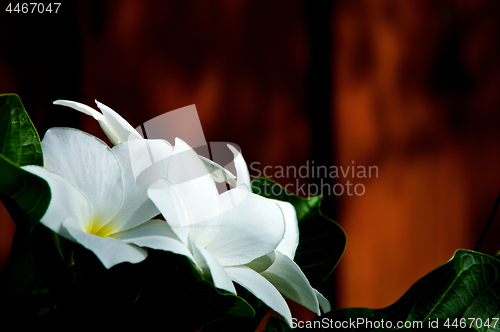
[264,316,291,332]
[0,155,50,230]
[251,177,346,286]
[313,250,500,331]
[0,94,51,320]
[28,224,75,312]
[201,286,272,332]
[0,230,52,320]
[135,250,255,330]
[0,94,49,230]
[0,94,43,167]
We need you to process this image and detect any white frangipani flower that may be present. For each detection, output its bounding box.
[52,99,331,323]
[53,100,237,186]
[22,128,191,269]
[226,144,331,316]
[145,138,330,326]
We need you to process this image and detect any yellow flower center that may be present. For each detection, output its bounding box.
[85,217,116,238]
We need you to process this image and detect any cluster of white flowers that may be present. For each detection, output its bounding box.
[22,100,330,325]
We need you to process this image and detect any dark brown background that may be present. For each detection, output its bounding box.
[1,0,500,320]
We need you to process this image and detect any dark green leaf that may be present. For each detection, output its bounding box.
[0,94,43,167]
[251,177,346,286]
[136,250,255,331]
[0,94,49,230]
[201,286,271,332]
[0,155,50,230]
[265,316,291,332]
[0,230,53,321]
[28,224,75,312]
[0,94,50,321]
[313,250,500,331]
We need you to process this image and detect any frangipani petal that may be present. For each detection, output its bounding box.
[95,100,143,143]
[41,128,124,226]
[62,217,147,269]
[198,155,237,187]
[125,138,173,189]
[167,138,220,246]
[315,289,331,313]
[111,219,193,259]
[260,251,320,315]
[147,181,190,245]
[21,165,92,239]
[245,251,276,273]
[273,200,299,260]
[105,141,165,233]
[227,144,251,189]
[53,99,117,144]
[53,100,105,121]
[225,265,292,326]
[53,99,143,145]
[188,238,236,294]
[204,186,285,266]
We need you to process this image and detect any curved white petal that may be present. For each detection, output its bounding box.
[273,200,299,259]
[198,155,237,187]
[245,251,276,273]
[188,237,236,294]
[111,219,193,260]
[105,141,167,233]
[21,166,92,240]
[147,182,189,245]
[227,144,251,189]
[225,265,292,326]
[95,100,143,144]
[53,99,114,144]
[62,217,147,269]
[204,187,285,266]
[315,289,331,313]
[53,100,105,121]
[260,251,320,315]
[167,138,220,247]
[125,138,173,189]
[41,128,124,225]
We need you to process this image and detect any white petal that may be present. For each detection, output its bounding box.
[225,265,292,326]
[95,100,143,144]
[245,251,276,273]
[41,128,124,225]
[188,237,236,294]
[167,138,221,246]
[21,166,92,240]
[53,100,114,144]
[227,144,251,189]
[53,100,105,121]
[125,139,173,189]
[273,200,299,259]
[198,155,237,187]
[315,289,331,313]
[62,217,147,269]
[260,251,320,315]
[104,141,169,233]
[111,219,193,260]
[147,183,190,245]
[204,186,285,266]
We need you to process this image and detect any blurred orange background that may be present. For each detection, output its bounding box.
[1,0,500,317]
